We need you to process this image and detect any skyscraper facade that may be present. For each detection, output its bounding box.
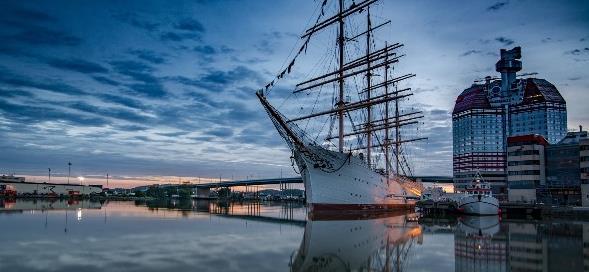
[452,47,567,198]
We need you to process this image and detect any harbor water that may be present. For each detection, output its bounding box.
[0,199,587,271]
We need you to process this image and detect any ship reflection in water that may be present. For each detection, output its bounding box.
[292,212,422,272]
[0,199,588,271]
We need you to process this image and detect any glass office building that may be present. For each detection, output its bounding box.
[452,47,567,198]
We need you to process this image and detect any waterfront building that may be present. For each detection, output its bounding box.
[581,138,589,206]
[543,130,586,205]
[453,47,568,198]
[0,175,102,196]
[506,128,588,205]
[506,134,548,203]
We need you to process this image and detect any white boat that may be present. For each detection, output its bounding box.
[457,173,500,215]
[256,0,425,211]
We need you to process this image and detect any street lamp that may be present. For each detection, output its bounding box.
[78,176,85,185]
[67,162,72,185]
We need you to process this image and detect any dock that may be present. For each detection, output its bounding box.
[417,200,589,220]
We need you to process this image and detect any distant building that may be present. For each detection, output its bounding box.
[507,128,588,205]
[0,175,102,196]
[452,47,567,199]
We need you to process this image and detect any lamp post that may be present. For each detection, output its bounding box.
[48,168,51,182]
[67,162,72,185]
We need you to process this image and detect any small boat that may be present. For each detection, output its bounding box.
[457,172,500,215]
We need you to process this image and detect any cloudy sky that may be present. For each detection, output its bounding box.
[0,0,587,185]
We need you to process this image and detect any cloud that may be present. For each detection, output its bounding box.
[159,31,201,42]
[206,127,234,137]
[0,88,34,99]
[190,45,235,62]
[0,99,108,126]
[109,60,167,97]
[10,26,82,47]
[127,83,167,97]
[45,58,109,74]
[0,69,85,95]
[167,66,264,94]
[157,18,207,42]
[6,7,57,23]
[157,131,189,137]
[565,48,589,56]
[0,4,81,52]
[128,49,167,64]
[199,66,264,86]
[93,76,121,86]
[113,12,159,31]
[174,18,205,33]
[134,135,151,142]
[459,50,482,57]
[98,94,145,110]
[193,45,217,55]
[67,101,149,123]
[428,109,449,121]
[254,31,297,54]
[495,37,514,46]
[486,2,508,11]
[116,124,148,132]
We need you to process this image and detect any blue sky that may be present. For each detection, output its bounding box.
[0,0,588,183]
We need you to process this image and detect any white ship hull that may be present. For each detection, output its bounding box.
[256,92,420,211]
[293,145,418,210]
[458,195,500,215]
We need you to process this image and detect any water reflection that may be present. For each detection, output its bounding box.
[292,212,422,272]
[1,199,589,271]
[452,215,589,272]
[0,198,103,211]
[455,216,506,272]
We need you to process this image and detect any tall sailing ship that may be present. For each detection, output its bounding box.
[256,0,426,210]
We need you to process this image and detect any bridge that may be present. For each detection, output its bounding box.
[194,177,302,198]
[195,177,302,189]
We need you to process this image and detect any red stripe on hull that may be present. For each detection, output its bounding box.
[309,204,415,220]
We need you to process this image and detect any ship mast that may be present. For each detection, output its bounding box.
[337,0,345,152]
[284,0,427,174]
[365,6,372,166]
[394,85,400,175]
[384,41,390,177]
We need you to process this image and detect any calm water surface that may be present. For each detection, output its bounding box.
[0,199,587,272]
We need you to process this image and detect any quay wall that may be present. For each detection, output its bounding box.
[1,181,102,196]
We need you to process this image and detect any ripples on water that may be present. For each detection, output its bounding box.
[0,199,587,272]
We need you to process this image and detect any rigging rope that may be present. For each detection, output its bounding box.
[264,0,330,96]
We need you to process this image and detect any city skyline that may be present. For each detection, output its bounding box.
[1,0,588,187]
